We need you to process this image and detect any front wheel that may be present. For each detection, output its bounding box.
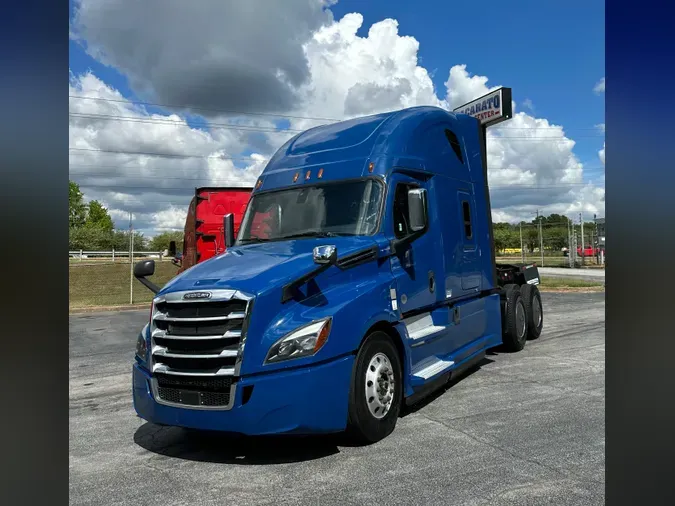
[346,331,402,444]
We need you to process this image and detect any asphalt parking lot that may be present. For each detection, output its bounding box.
[69,292,605,506]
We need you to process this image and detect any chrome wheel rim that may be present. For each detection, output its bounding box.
[515,300,526,340]
[365,352,395,419]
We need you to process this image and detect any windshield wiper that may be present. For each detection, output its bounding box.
[280,230,354,240]
[237,237,271,244]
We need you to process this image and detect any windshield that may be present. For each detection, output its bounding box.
[237,179,383,243]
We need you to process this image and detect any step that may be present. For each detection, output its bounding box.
[404,313,447,341]
[412,357,455,381]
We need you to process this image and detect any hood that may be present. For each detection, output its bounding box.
[160,235,378,297]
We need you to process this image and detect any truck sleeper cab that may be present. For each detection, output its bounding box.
[132,105,544,443]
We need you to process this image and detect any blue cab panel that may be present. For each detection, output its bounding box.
[133,106,505,436]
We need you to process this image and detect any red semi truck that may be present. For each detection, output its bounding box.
[170,186,253,273]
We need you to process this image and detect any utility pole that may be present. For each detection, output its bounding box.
[519,222,525,263]
[572,219,576,267]
[536,210,544,267]
[129,212,134,304]
[580,212,585,267]
[567,218,572,268]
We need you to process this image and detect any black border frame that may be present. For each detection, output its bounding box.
[9,2,675,503]
[453,87,513,128]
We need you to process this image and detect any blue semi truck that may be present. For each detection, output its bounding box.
[132,88,544,443]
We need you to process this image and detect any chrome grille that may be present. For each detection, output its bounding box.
[148,289,253,410]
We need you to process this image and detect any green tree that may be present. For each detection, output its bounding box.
[149,231,184,252]
[545,226,568,251]
[111,230,147,251]
[493,227,506,252]
[69,180,87,228]
[85,200,114,232]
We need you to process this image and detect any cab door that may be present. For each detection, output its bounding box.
[388,174,440,314]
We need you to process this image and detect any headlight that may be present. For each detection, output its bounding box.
[264,318,332,364]
[135,324,149,362]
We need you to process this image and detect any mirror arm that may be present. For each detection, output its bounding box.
[390,227,426,255]
[133,260,160,294]
[135,275,160,295]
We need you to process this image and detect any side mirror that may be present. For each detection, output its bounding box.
[313,245,338,265]
[408,188,427,232]
[224,213,235,248]
[134,259,155,278]
[134,260,160,294]
[168,240,177,257]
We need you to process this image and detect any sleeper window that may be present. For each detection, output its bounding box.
[445,129,464,164]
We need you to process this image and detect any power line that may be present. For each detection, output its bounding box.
[68,147,267,160]
[69,138,609,160]
[69,95,337,122]
[69,94,606,131]
[69,113,306,134]
[65,180,603,193]
[68,163,605,176]
[68,113,605,139]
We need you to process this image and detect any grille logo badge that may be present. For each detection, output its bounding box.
[183,291,212,300]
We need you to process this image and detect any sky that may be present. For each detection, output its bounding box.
[68,0,605,237]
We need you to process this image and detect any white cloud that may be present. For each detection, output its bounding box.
[297,14,444,122]
[594,77,605,94]
[522,98,535,112]
[69,72,265,234]
[69,7,605,232]
[599,143,605,165]
[595,123,605,133]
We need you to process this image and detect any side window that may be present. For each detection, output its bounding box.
[393,183,417,239]
[462,200,473,239]
[445,129,464,164]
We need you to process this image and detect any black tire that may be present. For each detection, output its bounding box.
[501,285,528,352]
[520,284,543,340]
[500,283,518,328]
[346,331,403,444]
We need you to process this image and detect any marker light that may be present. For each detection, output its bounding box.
[293,172,299,182]
[318,168,324,178]
[305,170,311,180]
[256,179,263,189]
[264,318,332,364]
[368,162,374,173]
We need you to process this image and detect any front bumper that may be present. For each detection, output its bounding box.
[132,355,354,435]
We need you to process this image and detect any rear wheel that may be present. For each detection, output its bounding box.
[347,331,402,444]
[520,284,543,340]
[501,285,528,352]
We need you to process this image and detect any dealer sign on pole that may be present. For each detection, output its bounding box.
[453,87,513,127]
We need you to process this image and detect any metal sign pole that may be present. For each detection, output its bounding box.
[129,212,134,305]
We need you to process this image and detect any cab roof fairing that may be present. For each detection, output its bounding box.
[255,106,485,193]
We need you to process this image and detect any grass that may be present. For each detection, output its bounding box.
[497,255,605,268]
[69,261,179,309]
[537,276,604,291]
[69,261,604,311]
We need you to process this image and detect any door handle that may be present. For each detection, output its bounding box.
[428,271,435,293]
